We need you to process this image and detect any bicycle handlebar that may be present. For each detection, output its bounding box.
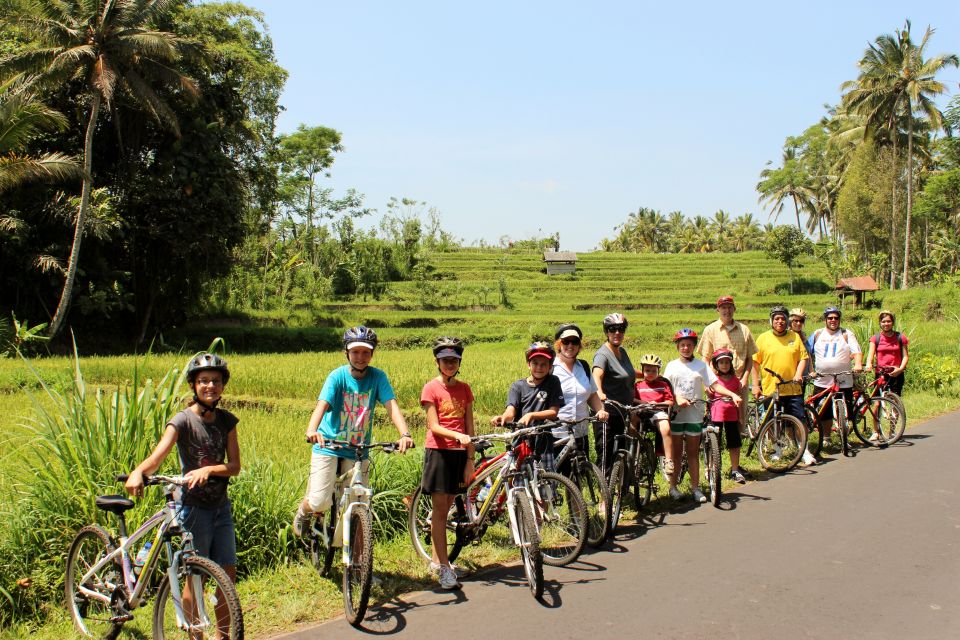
[605,398,670,414]
[471,423,551,444]
[303,439,413,453]
[117,473,189,487]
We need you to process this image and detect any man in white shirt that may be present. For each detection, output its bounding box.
[806,306,863,440]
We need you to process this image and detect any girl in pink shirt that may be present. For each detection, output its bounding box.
[709,349,750,483]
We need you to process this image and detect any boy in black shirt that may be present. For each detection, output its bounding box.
[492,342,564,428]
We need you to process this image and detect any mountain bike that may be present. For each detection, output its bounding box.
[850,367,907,446]
[550,421,611,546]
[603,400,662,529]
[804,370,854,457]
[65,474,243,640]
[408,424,546,597]
[745,370,808,471]
[304,439,403,627]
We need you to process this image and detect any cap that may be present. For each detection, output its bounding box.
[434,348,462,359]
[558,328,581,340]
[717,296,735,307]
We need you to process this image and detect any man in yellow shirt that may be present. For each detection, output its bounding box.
[751,305,813,465]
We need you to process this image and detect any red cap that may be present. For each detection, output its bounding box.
[716,296,735,307]
[526,349,554,362]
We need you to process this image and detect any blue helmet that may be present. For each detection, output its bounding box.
[343,326,378,350]
[823,306,842,319]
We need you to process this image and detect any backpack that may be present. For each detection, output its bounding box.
[871,332,904,350]
[578,358,591,379]
[808,327,851,368]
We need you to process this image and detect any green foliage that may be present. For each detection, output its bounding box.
[764,226,813,293]
[1,313,49,357]
[909,351,960,395]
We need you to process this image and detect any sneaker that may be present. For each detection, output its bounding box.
[668,486,683,500]
[437,565,461,590]
[801,450,818,466]
[691,488,707,503]
[770,444,783,462]
[429,561,467,578]
[293,507,312,538]
[868,432,880,443]
[728,470,747,484]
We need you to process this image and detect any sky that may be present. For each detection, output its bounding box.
[236,1,960,251]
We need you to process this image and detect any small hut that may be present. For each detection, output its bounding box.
[543,251,577,275]
[835,275,880,308]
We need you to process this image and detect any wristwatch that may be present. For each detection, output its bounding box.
[400,432,412,439]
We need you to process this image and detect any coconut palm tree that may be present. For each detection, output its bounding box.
[0,0,199,337]
[841,21,958,288]
[730,214,761,252]
[757,147,816,233]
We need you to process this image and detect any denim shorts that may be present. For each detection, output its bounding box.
[178,500,237,567]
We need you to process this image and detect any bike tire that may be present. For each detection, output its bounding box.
[608,455,628,531]
[883,392,907,443]
[153,554,244,640]
[65,524,122,640]
[835,397,850,456]
[407,486,465,564]
[515,495,543,598]
[856,396,906,447]
[572,458,610,547]
[804,405,823,458]
[703,430,722,507]
[634,438,656,510]
[308,508,337,577]
[757,414,806,472]
[533,470,588,567]
[342,508,374,628]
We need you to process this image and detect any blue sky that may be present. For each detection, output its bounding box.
[237,1,960,250]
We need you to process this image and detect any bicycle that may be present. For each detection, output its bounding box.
[850,367,907,446]
[804,370,855,457]
[303,439,403,627]
[65,474,243,640]
[603,400,662,528]
[745,370,809,472]
[664,399,723,507]
[408,424,546,598]
[550,420,611,546]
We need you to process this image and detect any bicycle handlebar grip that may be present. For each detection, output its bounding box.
[116,474,129,482]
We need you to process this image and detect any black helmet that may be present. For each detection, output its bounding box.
[343,326,378,350]
[554,323,583,341]
[769,305,789,326]
[432,336,464,358]
[186,353,230,384]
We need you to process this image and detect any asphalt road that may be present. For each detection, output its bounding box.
[278,411,960,640]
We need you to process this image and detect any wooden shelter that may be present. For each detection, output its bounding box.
[835,275,880,308]
[543,251,577,275]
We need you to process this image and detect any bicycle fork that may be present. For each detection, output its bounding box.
[166,547,215,633]
[506,487,532,549]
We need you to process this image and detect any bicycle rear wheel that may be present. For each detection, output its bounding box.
[757,415,806,472]
[308,509,336,577]
[571,458,610,547]
[608,454,629,531]
[343,508,374,627]
[515,495,543,598]
[703,430,722,507]
[533,470,587,567]
[804,406,823,458]
[407,486,465,564]
[153,554,244,639]
[65,525,122,640]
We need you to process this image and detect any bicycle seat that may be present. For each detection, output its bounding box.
[96,495,136,514]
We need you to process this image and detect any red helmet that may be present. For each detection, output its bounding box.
[711,348,734,365]
[673,328,698,344]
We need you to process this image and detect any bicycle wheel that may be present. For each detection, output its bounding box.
[608,454,629,531]
[407,486,465,564]
[835,397,850,456]
[532,470,587,567]
[882,392,907,443]
[65,525,122,640]
[703,430,722,507]
[308,509,336,577]
[757,414,806,472]
[804,405,823,458]
[571,458,610,547]
[634,438,656,509]
[343,507,374,627]
[855,396,906,447]
[514,495,543,598]
[153,554,244,640]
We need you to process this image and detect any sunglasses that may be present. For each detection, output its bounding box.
[791,318,805,324]
[561,338,581,346]
[606,325,627,333]
[825,316,840,321]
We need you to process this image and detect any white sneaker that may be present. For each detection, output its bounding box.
[429,561,466,578]
[437,565,461,590]
[802,450,817,466]
[868,432,880,443]
[293,507,312,538]
[691,488,707,503]
[668,486,683,500]
[770,444,783,462]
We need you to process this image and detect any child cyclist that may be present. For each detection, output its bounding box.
[633,353,673,463]
[293,326,414,537]
[125,354,241,633]
[663,329,742,503]
[491,341,564,436]
[708,348,750,483]
[419,337,475,590]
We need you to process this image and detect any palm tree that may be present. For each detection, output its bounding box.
[711,210,732,250]
[841,21,958,288]
[757,147,816,233]
[0,0,199,337]
[730,214,761,252]
[0,83,80,192]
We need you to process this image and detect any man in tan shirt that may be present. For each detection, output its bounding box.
[698,296,757,448]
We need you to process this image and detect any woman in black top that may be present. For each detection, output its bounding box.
[591,313,636,476]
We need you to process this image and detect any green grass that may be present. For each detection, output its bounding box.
[2,249,959,637]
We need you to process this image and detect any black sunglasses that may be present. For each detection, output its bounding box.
[561,338,581,346]
[606,325,627,333]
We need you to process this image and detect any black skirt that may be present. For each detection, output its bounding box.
[420,448,468,495]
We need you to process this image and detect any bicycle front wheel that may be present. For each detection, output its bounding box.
[407,486,464,564]
[882,392,907,443]
[65,525,122,640]
[855,396,906,447]
[533,470,587,567]
[703,430,722,507]
[153,554,244,640]
[571,458,610,547]
[757,415,806,472]
[515,495,543,598]
[634,438,656,510]
[343,508,374,627]
[608,454,629,532]
[835,398,850,456]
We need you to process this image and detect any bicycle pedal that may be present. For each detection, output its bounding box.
[111,611,134,623]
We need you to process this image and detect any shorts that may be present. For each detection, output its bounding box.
[178,501,237,567]
[777,394,806,423]
[420,448,467,495]
[670,422,704,436]
[651,410,670,422]
[305,452,369,513]
[715,420,743,449]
